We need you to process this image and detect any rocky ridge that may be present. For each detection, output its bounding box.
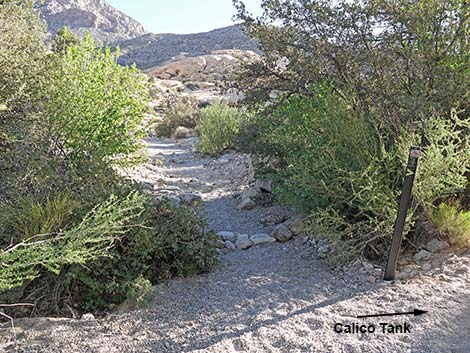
[36,0,147,43]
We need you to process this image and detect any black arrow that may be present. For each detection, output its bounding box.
[357,309,427,319]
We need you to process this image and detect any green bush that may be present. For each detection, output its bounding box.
[61,198,217,313]
[197,101,243,155]
[45,33,150,167]
[430,203,470,247]
[155,94,200,137]
[243,88,469,263]
[0,192,78,242]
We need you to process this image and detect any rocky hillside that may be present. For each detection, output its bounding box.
[36,0,146,43]
[114,26,260,70]
[148,49,260,104]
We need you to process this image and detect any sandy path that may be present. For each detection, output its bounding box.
[1,137,469,353]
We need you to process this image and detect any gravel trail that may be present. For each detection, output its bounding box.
[1,137,469,353]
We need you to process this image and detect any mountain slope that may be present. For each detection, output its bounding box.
[113,26,260,70]
[36,0,146,43]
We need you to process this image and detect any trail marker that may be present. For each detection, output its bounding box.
[384,146,420,281]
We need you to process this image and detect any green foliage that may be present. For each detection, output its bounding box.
[155,94,200,137]
[0,3,216,318]
[45,33,151,166]
[62,199,217,312]
[430,203,470,247]
[52,26,80,54]
[0,192,78,242]
[197,101,244,155]
[0,192,145,294]
[234,0,470,262]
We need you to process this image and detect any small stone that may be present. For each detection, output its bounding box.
[287,218,306,235]
[236,234,253,250]
[241,187,259,200]
[250,234,276,245]
[362,262,374,271]
[219,158,230,164]
[237,198,256,210]
[425,239,447,253]
[272,224,293,242]
[224,241,236,250]
[81,313,95,320]
[414,250,432,262]
[217,231,237,242]
[214,240,226,249]
[317,245,329,254]
[367,275,376,284]
[421,263,432,272]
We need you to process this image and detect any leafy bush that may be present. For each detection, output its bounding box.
[155,94,200,137]
[197,101,244,155]
[430,203,470,247]
[242,89,469,263]
[45,33,150,166]
[0,192,145,295]
[59,198,217,313]
[0,192,78,242]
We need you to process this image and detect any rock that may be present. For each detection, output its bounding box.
[317,245,329,254]
[286,218,306,235]
[414,250,432,262]
[236,234,253,250]
[217,231,237,242]
[425,239,447,253]
[362,262,374,271]
[250,234,276,245]
[421,263,432,272]
[255,179,273,193]
[164,195,181,205]
[272,224,293,242]
[172,126,196,139]
[237,198,256,210]
[180,193,202,206]
[224,241,236,250]
[81,313,95,320]
[214,240,226,249]
[367,275,376,284]
[241,187,259,201]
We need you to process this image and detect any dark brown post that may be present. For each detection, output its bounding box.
[384,146,421,281]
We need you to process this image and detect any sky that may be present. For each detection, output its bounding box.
[107,0,263,34]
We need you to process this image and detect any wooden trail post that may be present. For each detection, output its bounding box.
[384,146,421,281]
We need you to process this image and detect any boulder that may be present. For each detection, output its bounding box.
[250,234,276,245]
[272,224,293,242]
[237,198,256,210]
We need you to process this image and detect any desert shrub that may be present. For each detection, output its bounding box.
[0,3,217,317]
[197,101,244,155]
[0,192,145,295]
[430,203,470,247]
[59,198,217,313]
[155,94,200,137]
[45,33,151,167]
[243,89,469,263]
[0,192,78,242]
